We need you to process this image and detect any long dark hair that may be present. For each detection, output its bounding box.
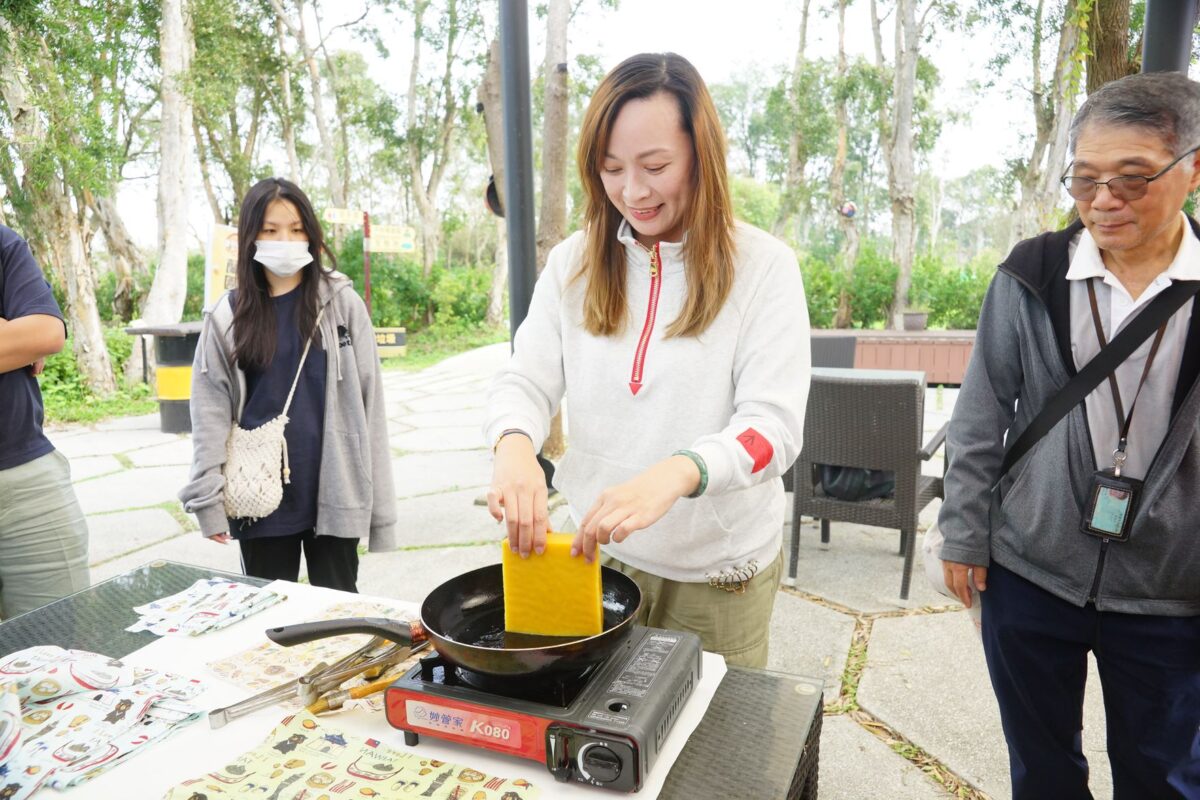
[231,178,336,370]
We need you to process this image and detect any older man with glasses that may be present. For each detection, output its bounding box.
[938,70,1200,799]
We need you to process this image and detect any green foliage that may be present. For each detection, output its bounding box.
[182,253,207,322]
[910,250,999,330]
[40,327,155,422]
[333,229,490,330]
[798,255,839,329]
[730,177,781,231]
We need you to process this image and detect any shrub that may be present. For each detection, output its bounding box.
[910,249,997,330]
[846,244,899,328]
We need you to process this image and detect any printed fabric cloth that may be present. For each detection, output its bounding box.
[126,578,285,636]
[162,710,541,799]
[0,646,205,799]
[209,600,420,713]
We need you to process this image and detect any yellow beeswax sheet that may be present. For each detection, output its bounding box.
[501,533,602,637]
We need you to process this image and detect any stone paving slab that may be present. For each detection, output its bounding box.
[785,524,949,613]
[392,450,493,499]
[90,534,242,584]
[394,408,489,429]
[766,590,855,704]
[54,428,180,458]
[818,715,952,799]
[394,487,504,547]
[87,508,184,566]
[73,465,189,514]
[357,544,501,604]
[67,455,124,482]
[402,392,487,413]
[91,413,162,432]
[125,438,194,467]
[390,425,485,453]
[858,611,1112,799]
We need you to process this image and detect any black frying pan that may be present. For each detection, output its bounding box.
[265,564,642,678]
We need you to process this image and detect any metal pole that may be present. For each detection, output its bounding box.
[499,0,537,343]
[1142,0,1199,74]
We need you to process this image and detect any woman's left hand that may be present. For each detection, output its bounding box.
[574,455,700,561]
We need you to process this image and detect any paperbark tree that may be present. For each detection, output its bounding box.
[270,0,345,207]
[275,15,301,183]
[831,0,859,329]
[774,0,814,238]
[139,0,193,338]
[1012,0,1084,243]
[477,34,507,328]
[0,27,115,394]
[1087,0,1138,92]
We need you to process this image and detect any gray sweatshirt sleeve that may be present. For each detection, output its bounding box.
[345,297,397,552]
[937,271,1026,566]
[179,315,236,538]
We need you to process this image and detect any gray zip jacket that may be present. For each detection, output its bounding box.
[939,220,1200,616]
[179,272,398,552]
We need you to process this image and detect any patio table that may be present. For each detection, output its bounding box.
[0,560,822,799]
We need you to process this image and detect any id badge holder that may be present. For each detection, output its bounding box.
[1081,466,1141,542]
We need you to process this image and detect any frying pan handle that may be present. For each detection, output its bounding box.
[265,617,421,647]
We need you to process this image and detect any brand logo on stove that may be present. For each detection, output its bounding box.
[470,719,512,741]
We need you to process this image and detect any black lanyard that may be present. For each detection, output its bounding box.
[1086,278,1168,474]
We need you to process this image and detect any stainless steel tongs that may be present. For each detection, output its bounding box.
[208,635,426,728]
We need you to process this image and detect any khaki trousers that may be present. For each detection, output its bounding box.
[602,550,783,669]
[0,450,90,619]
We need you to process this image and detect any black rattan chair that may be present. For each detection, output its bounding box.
[786,367,947,599]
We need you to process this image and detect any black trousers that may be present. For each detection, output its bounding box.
[982,562,1200,799]
[238,530,359,593]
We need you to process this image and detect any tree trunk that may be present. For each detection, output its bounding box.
[887,0,920,331]
[89,192,144,321]
[479,35,506,212]
[1087,0,1134,93]
[314,9,353,204]
[0,28,115,395]
[275,16,301,183]
[1013,0,1080,244]
[536,0,570,274]
[141,0,193,339]
[486,216,507,327]
[831,0,856,329]
[773,0,813,238]
[270,0,343,206]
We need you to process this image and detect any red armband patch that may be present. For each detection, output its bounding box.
[737,428,774,473]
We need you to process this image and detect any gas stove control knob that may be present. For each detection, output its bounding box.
[578,742,622,784]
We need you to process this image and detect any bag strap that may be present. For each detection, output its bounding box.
[281,306,325,417]
[998,279,1200,478]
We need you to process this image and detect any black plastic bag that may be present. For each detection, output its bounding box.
[818,465,895,501]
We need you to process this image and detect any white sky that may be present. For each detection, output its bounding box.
[113,0,1113,250]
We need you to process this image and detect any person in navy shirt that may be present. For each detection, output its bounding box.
[0,224,90,618]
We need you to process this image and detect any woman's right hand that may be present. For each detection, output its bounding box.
[487,434,549,558]
[210,532,232,544]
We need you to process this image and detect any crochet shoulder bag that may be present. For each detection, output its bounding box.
[223,308,324,521]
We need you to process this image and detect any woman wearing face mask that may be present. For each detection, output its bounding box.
[483,53,810,668]
[180,178,396,590]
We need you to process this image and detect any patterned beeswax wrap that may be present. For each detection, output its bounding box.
[126,577,285,636]
[0,646,204,799]
[162,710,541,799]
[208,600,421,713]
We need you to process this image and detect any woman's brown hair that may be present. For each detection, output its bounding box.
[575,52,735,337]
[231,178,335,370]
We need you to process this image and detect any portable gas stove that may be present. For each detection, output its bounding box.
[384,626,702,792]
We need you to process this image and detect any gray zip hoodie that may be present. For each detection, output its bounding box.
[179,272,397,552]
[939,220,1200,616]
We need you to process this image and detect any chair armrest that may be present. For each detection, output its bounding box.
[918,422,949,461]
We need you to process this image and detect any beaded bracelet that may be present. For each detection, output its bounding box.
[673,449,709,498]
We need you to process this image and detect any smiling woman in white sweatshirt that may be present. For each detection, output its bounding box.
[484,53,811,668]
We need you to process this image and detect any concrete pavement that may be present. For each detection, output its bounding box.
[48,342,1114,799]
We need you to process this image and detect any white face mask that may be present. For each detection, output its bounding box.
[254,240,313,277]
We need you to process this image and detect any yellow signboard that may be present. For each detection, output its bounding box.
[204,224,238,308]
[324,207,365,226]
[369,224,417,254]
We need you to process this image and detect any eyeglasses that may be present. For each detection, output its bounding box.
[1061,145,1200,201]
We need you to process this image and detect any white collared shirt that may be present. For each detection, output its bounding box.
[1066,211,1200,478]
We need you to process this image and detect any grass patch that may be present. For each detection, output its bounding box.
[44,383,158,425]
[381,322,507,373]
[825,617,872,715]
